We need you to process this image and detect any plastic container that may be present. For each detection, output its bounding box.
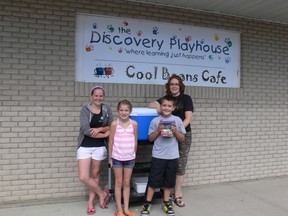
[132,176,148,194]
[130,107,158,141]
[132,176,160,194]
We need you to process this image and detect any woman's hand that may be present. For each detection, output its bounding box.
[89,127,101,137]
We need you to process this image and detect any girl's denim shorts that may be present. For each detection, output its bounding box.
[112,158,135,169]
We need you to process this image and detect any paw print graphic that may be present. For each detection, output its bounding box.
[214,34,219,41]
[137,30,142,36]
[118,48,123,53]
[107,24,114,32]
[85,45,94,52]
[209,55,213,60]
[224,38,232,47]
[123,20,128,26]
[152,27,159,35]
[225,57,231,63]
[185,35,192,42]
[93,23,97,29]
[200,39,205,44]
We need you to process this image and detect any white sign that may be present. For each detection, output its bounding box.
[75,14,241,88]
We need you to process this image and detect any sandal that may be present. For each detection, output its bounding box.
[174,197,185,207]
[100,189,110,209]
[115,212,126,216]
[87,207,96,215]
[124,211,136,216]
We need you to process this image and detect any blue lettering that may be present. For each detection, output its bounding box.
[142,38,150,48]
[169,37,231,55]
[203,45,210,52]
[102,34,111,44]
[223,46,229,55]
[133,37,142,46]
[169,38,177,49]
[195,40,202,51]
[155,39,164,51]
[90,31,101,43]
[90,31,164,50]
[124,37,133,45]
[113,35,122,45]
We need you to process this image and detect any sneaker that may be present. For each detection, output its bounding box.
[140,203,151,216]
[162,201,175,216]
[169,194,174,206]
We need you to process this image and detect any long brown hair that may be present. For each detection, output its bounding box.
[117,99,132,112]
[165,74,185,95]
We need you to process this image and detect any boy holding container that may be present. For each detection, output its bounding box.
[141,95,186,216]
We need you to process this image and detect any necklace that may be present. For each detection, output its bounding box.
[173,95,180,105]
[172,95,181,112]
[119,119,129,132]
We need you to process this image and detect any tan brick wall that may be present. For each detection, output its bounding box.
[1,0,288,203]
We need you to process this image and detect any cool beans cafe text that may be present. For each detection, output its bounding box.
[125,66,227,84]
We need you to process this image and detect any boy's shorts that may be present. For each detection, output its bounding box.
[147,157,177,189]
[77,146,107,160]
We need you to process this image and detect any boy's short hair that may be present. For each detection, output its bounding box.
[160,95,175,105]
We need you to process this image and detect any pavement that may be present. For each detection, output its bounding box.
[1,176,288,216]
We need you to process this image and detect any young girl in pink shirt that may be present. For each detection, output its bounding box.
[109,100,138,216]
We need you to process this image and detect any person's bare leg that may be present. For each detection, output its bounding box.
[174,174,185,206]
[174,174,184,198]
[122,168,133,215]
[146,186,155,202]
[113,167,124,214]
[78,159,107,207]
[87,159,101,210]
[163,187,171,202]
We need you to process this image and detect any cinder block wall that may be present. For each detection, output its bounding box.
[1,0,288,203]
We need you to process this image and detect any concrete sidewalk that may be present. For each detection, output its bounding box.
[1,176,288,216]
